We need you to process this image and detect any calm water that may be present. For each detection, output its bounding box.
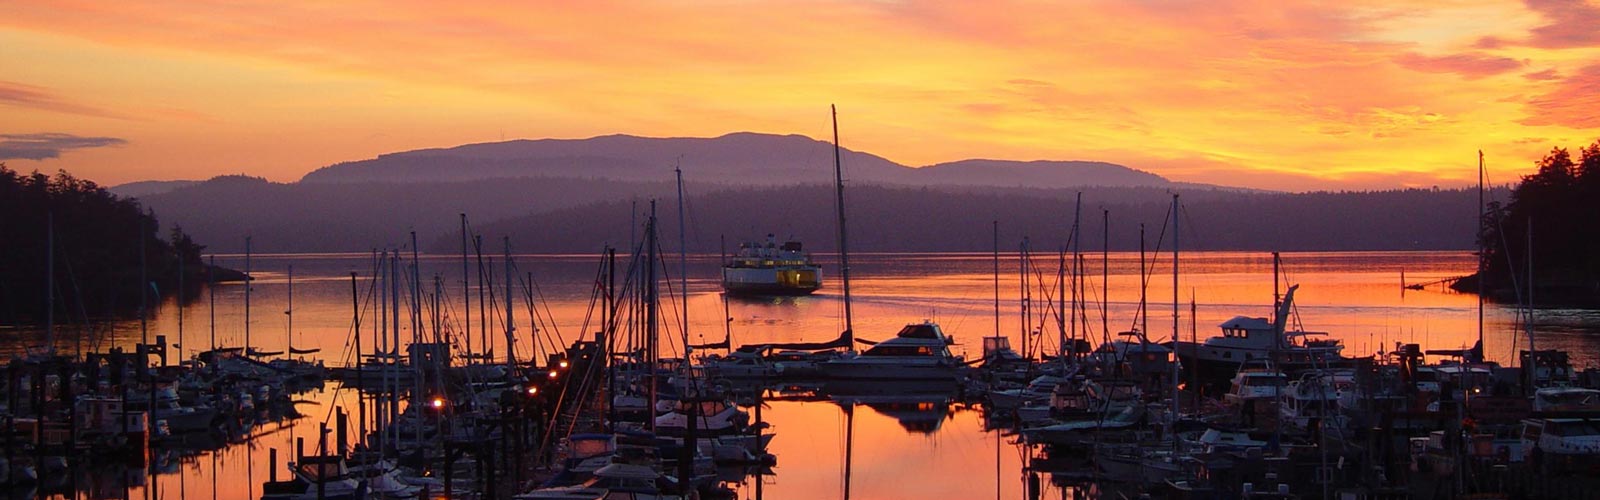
[9,250,1600,500]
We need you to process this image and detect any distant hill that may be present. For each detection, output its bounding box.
[110,179,199,198]
[460,184,1486,254]
[300,132,1187,190]
[913,159,1167,188]
[136,175,675,253]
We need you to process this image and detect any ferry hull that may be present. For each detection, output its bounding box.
[721,281,820,297]
[721,266,821,296]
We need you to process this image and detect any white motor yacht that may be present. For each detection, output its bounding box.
[818,322,965,381]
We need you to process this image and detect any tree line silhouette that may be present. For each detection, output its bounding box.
[1,164,209,327]
[1477,140,1600,304]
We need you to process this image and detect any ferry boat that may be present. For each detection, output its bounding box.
[720,235,821,296]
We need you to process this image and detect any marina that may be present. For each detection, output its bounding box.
[2,247,1598,499]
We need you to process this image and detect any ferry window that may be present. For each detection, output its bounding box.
[1224,352,1232,359]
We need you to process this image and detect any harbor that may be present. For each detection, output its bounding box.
[1,247,1596,499]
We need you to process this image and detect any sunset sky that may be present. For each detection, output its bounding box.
[3,0,1598,191]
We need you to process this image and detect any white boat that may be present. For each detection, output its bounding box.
[73,396,148,450]
[1175,285,1349,387]
[653,399,750,437]
[1096,447,1182,485]
[1223,363,1287,405]
[1279,372,1349,432]
[260,456,365,500]
[988,374,1065,410]
[700,349,777,379]
[126,385,218,434]
[515,463,684,500]
[1532,387,1600,412]
[720,235,821,296]
[818,322,965,381]
[1521,418,1600,460]
[1021,404,1144,446]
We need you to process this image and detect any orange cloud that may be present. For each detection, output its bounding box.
[0,0,1595,190]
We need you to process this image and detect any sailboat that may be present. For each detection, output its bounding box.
[267,266,326,383]
[815,106,965,383]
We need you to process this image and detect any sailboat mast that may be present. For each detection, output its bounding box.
[410,231,422,354]
[286,264,293,359]
[1020,238,1029,360]
[477,236,488,359]
[390,251,401,443]
[1058,246,1066,361]
[1170,194,1181,442]
[504,237,516,371]
[1139,224,1147,338]
[140,214,148,352]
[245,236,252,354]
[1526,217,1535,387]
[675,166,691,360]
[46,212,54,353]
[351,271,364,445]
[1071,192,1081,359]
[832,105,854,344]
[209,255,216,352]
[646,202,659,432]
[1101,209,1109,348]
[993,221,1000,342]
[463,214,472,359]
[177,237,184,361]
[1477,152,1485,352]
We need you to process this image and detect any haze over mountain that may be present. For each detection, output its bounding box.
[107,132,1490,254]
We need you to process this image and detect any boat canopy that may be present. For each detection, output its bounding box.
[1218,317,1272,331]
[740,330,852,351]
[896,323,943,340]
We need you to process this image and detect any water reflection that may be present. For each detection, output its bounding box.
[6,251,1599,500]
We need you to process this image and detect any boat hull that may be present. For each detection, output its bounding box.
[818,360,962,381]
[721,281,820,297]
[1175,343,1354,393]
[721,267,821,296]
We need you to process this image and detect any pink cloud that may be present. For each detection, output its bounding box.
[0,80,126,119]
[1524,0,1600,48]
[1523,68,1561,81]
[1520,63,1600,128]
[1394,52,1524,79]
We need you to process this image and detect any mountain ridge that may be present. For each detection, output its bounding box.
[294,132,1229,190]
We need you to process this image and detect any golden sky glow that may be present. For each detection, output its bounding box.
[3,0,1599,190]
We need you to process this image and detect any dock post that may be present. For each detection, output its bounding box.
[336,410,348,456]
[318,422,328,500]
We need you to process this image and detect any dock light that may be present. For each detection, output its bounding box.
[548,370,559,379]
[431,397,445,409]
[527,386,538,396]
[558,360,569,369]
